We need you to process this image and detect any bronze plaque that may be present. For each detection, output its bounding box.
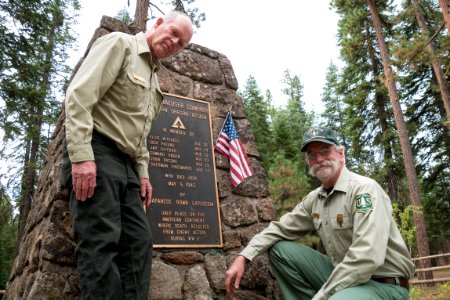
[147,93,223,248]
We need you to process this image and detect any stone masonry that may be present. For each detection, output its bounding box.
[4,16,281,300]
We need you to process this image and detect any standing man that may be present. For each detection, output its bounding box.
[61,11,193,299]
[225,127,415,300]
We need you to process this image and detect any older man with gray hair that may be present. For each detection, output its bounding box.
[62,11,193,300]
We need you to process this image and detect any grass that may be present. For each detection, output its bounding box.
[409,270,450,300]
[410,282,450,299]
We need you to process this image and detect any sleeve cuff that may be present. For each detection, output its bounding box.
[67,144,94,162]
[136,163,149,179]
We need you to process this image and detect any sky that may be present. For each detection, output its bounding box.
[70,1,341,113]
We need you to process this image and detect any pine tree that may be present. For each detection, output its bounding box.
[281,69,314,157]
[392,0,450,255]
[330,0,406,203]
[367,0,432,279]
[0,188,17,289]
[320,62,351,157]
[410,0,450,120]
[269,70,315,215]
[239,75,274,170]
[0,0,80,242]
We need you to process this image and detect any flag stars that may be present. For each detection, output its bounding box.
[215,113,253,187]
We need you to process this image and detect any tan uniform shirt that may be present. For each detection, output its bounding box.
[240,167,415,299]
[65,32,163,179]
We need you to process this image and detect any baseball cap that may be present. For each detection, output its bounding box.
[301,126,339,152]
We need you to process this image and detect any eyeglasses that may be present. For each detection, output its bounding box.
[306,148,334,161]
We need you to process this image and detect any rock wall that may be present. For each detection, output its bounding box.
[4,16,281,300]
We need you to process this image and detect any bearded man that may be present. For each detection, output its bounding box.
[225,126,415,300]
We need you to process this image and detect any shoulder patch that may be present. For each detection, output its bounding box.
[355,193,373,213]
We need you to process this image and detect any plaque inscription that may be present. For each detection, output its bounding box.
[147,93,223,248]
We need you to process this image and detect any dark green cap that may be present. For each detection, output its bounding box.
[301,126,339,152]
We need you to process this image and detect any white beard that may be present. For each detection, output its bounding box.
[309,158,340,183]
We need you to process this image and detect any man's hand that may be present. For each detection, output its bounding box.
[225,255,247,295]
[72,161,96,201]
[140,178,153,210]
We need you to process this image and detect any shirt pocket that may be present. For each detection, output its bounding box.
[330,214,353,255]
[123,72,150,112]
[330,214,353,230]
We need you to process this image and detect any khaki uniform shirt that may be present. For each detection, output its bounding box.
[65,32,163,179]
[240,167,415,299]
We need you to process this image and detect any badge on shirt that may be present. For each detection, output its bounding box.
[355,193,373,213]
[336,213,343,226]
[133,73,147,83]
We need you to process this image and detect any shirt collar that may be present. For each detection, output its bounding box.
[135,32,160,71]
[332,166,350,193]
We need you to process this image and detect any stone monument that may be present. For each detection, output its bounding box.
[4,16,280,300]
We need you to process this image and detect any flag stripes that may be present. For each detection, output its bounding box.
[215,112,254,187]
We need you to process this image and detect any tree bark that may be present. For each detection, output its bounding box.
[367,0,433,281]
[134,0,149,31]
[435,84,450,158]
[439,0,450,37]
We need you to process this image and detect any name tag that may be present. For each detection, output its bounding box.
[133,74,147,83]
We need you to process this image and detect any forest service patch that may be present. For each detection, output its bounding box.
[355,193,373,213]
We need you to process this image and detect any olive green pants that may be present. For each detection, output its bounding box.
[62,131,153,300]
[268,241,409,300]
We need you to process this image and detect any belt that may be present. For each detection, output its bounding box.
[372,277,409,290]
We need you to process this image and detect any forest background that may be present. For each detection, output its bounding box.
[0,0,449,293]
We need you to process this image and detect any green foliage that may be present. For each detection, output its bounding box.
[392,203,416,253]
[268,153,311,216]
[272,110,299,160]
[327,0,410,208]
[0,190,17,289]
[239,76,274,170]
[239,72,314,218]
[0,0,80,237]
[279,70,314,159]
[326,0,450,255]
[115,8,133,25]
[421,171,450,254]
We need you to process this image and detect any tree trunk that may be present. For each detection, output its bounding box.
[17,1,59,243]
[17,139,31,249]
[435,84,450,158]
[18,133,41,243]
[367,30,400,203]
[412,0,450,126]
[134,0,149,31]
[367,0,433,281]
[439,0,450,37]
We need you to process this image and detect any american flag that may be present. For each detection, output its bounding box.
[215,112,254,187]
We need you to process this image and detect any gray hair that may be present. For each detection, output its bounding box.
[335,145,345,153]
[164,10,193,26]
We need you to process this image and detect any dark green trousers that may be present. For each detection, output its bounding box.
[62,131,153,300]
[268,241,409,300]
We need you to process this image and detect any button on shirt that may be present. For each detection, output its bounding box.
[240,167,415,299]
[65,32,163,179]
